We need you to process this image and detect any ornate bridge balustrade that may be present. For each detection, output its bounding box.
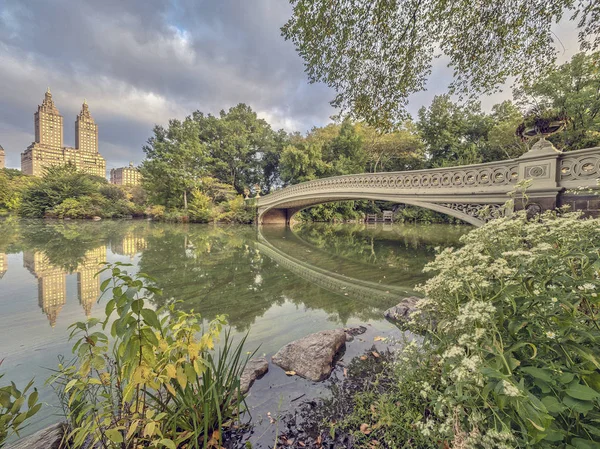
[257,139,600,227]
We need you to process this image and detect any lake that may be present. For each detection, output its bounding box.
[0,218,468,444]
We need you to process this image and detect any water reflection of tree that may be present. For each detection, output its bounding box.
[0,218,151,272]
[1,219,462,331]
[139,225,388,331]
[292,222,467,269]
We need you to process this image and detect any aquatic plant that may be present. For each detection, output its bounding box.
[49,262,251,449]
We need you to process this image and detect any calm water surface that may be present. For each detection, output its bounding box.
[0,218,468,441]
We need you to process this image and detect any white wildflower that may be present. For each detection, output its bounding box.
[501,380,520,397]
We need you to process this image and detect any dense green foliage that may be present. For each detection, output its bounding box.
[0,366,41,447]
[282,0,600,129]
[334,210,600,448]
[9,165,145,219]
[49,263,251,449]
[515,52,600,150]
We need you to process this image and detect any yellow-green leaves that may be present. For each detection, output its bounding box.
[176,365,187,390]
[53,262,250,449]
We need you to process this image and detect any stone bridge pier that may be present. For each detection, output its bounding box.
[257,139,600,227]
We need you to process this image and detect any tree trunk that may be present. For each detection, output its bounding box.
[183,190,188,210]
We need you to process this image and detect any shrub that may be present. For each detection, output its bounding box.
[146,205,166,221]
[188,189,215,223]
[49,263,251,449]
[219,196,256,224]
[402,210,600,448]
[0,363,41,447]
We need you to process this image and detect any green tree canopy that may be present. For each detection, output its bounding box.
[194,104,282,194]
[417,95,492,167]
[141,116,208,209]
[515,51,600,149]
[282,0,600,129]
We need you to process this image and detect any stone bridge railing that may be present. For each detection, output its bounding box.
[257,140,600,226]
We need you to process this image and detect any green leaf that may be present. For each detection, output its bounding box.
[563,395,595,413]
[27,390,38,408]
[521,366,554,383]
[565,384,600,401]
[100,278,111,292]
[541,395,566,414]
[140,308,161,329]
[105,429,123,444]
[159,438,177,449]
[558,372,575,384]
[572,438,600,449]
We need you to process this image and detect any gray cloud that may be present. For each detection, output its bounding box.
[0,0,337,170]
[0,1,582,172]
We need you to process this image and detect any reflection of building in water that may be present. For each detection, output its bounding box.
[112,235,147,259]
[23,246,106,327]
[0,253,7,279]
[76,246,106,317]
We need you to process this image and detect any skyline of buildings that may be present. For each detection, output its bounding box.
[0,88,142,180]
[21,89,106,177]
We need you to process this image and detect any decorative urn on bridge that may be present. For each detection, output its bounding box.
[516,107,569,142]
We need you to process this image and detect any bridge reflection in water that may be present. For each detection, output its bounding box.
[256,225,421,309]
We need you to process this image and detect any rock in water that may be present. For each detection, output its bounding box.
[272,329,347,381]
[5,423,66,449]
[240,357,269,393]
[384,296,421,322]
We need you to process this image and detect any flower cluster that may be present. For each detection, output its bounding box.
[399,210,600,448]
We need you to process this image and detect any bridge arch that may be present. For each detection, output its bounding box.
[257,141,600,227]
[258,193,488,227]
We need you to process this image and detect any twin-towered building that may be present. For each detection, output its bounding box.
[20,88,106,177]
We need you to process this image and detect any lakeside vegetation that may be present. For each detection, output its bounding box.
[2,52,598,224]
[1,1,600,446]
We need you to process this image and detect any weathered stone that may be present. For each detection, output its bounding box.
[5,423,66,449]
[272,329,347,381]
[343,325,367,342]
[240,357,269,393]
[384,296,421,323]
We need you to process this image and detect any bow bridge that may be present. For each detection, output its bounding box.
[257,140,600,227]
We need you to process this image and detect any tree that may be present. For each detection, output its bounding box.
[326,118,367,175]
[280,141,327,184]
[282,0,600,129]
[485,101,529,160]
[515,51,600,149]
[19,165,100,217]
[417,95,492,167]
[142,116,208,209]
[195,104,279,194]
[356,122,425,172]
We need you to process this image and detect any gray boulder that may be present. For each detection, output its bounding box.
[5,423,66,449]
[272,329,347,381]
[384,296,421,322]
[240,357,269,393]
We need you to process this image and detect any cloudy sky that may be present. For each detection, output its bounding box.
[0,0,583,171]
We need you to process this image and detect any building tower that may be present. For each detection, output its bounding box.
[35,87,63,149]
[22,90,106,177]
[75,99,98,153]
[0,144,5,169]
